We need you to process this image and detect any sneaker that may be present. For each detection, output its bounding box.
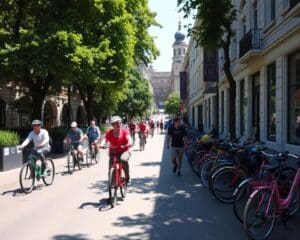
[173,164,177,173]
[177,170,181,176]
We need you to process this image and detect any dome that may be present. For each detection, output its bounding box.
[174,21,185,43]
[174,31,185,43]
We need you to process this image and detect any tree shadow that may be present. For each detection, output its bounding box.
[51,234,91,240]
[139,162,161,167]
[2,184,44,197]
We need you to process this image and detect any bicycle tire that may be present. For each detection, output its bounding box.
[209,166,247,204]
[233,179,251,223]
[243,188,276,240]
[42,158,55,186]
[19,162,35,194]
[199,159,215,187]
[85,148,92,167]
[67,151,75,174]
[120,168,128,198]
[108,168,118,207]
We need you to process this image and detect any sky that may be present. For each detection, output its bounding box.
[148,0,192,72]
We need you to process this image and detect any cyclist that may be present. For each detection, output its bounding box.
[19,119,51,171]
[128,119,136,145]
[100,116,132,183]
[85,120,101,156]
[138,120,147,144]
[64,121,84,161]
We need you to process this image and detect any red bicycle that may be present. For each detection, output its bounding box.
[101,145,131,207]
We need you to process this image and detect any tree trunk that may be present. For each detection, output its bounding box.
[31,93,45,120]
[223,34,236,140]
[75,83,95,123]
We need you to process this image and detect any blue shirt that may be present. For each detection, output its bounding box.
[67,128,83,143]
[86,126,100,141]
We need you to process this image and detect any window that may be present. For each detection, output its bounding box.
[288,52,300,145]
[240,79,246,136]
[267,62,276,141]
[178,48,182,56]
[253,1,258,29]
[220,91,225,133]
[242,17,247,36]
[271,0,276,21]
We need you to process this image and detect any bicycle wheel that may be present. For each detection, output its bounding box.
[108,168,118,207]
[42,158,55,186]
[19,162,35,194]
[199,159,215,187]
[85,148,92,167]
[94,151,100,164]
[244,188,276,240]
[233,180,252,223]
[120,168,128,198]
[209,166,247,204]
[67,151,75,174]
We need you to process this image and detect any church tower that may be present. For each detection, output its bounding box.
[171,21,187,95]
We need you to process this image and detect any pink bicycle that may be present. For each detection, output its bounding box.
[243,152,300,240]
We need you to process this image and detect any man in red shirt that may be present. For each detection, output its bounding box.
[101,116,132,182]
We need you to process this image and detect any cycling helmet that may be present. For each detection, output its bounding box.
[31,119,42,126]
[70,121,77,127]
[110,116,122,124]
[200,134,211,144]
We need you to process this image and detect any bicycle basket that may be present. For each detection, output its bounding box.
[120,151,131,162]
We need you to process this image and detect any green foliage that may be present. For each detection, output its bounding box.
[48,128,68,140]
[165,92,180,117]
[117,69,153,118]
[0,130,20,146]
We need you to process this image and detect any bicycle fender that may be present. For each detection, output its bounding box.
[233,177,255,196]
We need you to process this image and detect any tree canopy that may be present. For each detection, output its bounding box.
[0,0,159,122]
[164,92,180,117]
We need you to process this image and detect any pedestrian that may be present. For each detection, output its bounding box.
[167,117,186,176]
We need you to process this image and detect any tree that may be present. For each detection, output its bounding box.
[117,69,153,119]
[178,0,237,139]
[165,92,180,117]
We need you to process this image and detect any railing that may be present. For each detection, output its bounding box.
[239,29,262,59]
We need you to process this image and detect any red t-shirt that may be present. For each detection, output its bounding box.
[139,123,146,132]
[129,122,136,131]
[105,128,129,153]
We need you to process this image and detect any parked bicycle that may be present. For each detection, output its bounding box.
[243,152,300,240]
[19,151,55,194]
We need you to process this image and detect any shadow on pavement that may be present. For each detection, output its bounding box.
[96,134,300,240]
[139,162,161,167]
[51,234,91,240]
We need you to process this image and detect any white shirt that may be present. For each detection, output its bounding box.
[21,129,51,150]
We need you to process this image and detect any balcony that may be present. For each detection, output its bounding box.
[239,29,262,63]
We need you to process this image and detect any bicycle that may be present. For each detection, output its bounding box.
[19,151,55,194]
[86,142,100,166]
[243,152,300,240]
[233,151,296,223]
[101,145,131,207]
[66,141,83,174]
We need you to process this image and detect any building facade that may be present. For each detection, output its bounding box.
[185,0,300,153]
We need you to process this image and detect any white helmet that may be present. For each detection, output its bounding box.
[70,121,77,127]
[110,116,122,124]
[31,119,42,126]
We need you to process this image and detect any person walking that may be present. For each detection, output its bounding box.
[167,117,186,176]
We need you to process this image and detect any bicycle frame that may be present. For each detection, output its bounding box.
[111,155,126,187]
[253,167,300,218]
[27,153,44,178]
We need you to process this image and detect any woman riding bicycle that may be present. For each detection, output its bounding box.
[100,116,132,183]
[19,119,51,169]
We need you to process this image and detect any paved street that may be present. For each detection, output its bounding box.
[1,131,300,240]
